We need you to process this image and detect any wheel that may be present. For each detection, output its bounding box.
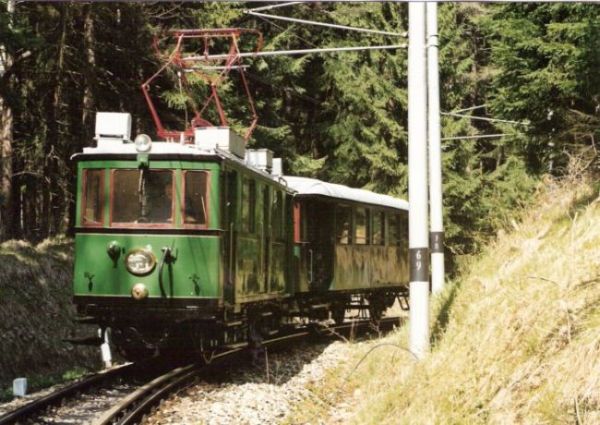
[368,296,385,324]
[331,304,346,325]
[112,327,156,361]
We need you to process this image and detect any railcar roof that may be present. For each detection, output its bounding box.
[282,176,408,211]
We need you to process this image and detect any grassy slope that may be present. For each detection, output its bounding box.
[0,238,97,392]
[287,177,600,424]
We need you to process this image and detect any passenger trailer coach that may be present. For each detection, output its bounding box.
[73,113,409,359]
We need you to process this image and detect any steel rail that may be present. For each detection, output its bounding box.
[93,331,316,425]
[110,344,271,425]
[92,317,402,425]
[116,367,202,425]
[0,362,135,425]
[324,316,403,337]
[92,333,308,425]
[93,363,203,425]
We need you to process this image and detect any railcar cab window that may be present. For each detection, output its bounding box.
[82,169,104,226]
[183,171,209,226]
[354,207,370,245]
[112,169,174,225]
[336,206,352,244]
[241,177,256,233]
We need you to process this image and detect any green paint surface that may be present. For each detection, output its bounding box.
[74,233,221,299]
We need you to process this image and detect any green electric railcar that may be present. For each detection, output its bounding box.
[72,114,409,359]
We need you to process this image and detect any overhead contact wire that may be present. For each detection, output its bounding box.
[246,11,406,38]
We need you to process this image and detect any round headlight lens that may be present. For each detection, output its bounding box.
[131,283,149,300]
[125,249,156,276]
[134,134,152,153]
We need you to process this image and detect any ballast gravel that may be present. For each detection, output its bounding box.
[143,341,355,425]
[0,379,135,424]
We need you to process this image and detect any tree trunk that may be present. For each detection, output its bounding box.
[66,4,97,235]
[82,4,96,140]
[0,0,15,241]
[43,4,69,238]
[0,97,13,240]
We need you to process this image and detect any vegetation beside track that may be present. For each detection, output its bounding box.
[286,173,600,424]
[0,237,98,398]
[7,3,600,273]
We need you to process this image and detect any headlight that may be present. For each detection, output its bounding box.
[131,283,149,300]
[125,249,156,276]
[134,134,152,153]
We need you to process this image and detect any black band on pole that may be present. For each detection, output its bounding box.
[430,231,444,253]
[409,247,429,282]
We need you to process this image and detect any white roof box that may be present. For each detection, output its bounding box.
[194,127,245,158]
[95,112,131,141]
[272,158,283,176]
[246,149,273,173]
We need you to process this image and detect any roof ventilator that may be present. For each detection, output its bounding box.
[194,127,246,159]
[245,149,273,173]
[271,158,283,176]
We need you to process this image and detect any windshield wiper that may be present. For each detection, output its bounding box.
[138,168,149,222]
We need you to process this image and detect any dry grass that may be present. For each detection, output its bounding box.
[286,174,600,424]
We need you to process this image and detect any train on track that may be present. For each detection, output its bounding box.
[72,112,409,360]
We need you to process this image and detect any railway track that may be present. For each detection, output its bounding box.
[94,317,401,425]
[0,362,136,425]
[0,317,402,425]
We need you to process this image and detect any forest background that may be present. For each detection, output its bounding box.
[0,2,599,271]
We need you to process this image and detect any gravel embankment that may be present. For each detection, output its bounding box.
[144,341,354,425]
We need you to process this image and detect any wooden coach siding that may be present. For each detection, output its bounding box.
[332,245,408,290]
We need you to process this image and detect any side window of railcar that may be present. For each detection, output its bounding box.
[112,169,174,224]
[336,206,352,244]
[241,177,256,233]
[82,169,104,226]
[183,171,209,226]
[372,211,385,245]
[400,213,408,249]
[272,190,284,240]
[354,207,370,245]
[298,203,307,243]
[387,213,402,246]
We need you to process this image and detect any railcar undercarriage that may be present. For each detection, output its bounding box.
[74,288,408,361]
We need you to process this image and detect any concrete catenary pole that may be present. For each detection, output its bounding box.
[427,2,445,294]
[408,2,430,359]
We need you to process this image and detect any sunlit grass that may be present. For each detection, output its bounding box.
[286,174,600,424]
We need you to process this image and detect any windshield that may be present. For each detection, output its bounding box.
[113,169,174,224]
[81,167,210,228]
